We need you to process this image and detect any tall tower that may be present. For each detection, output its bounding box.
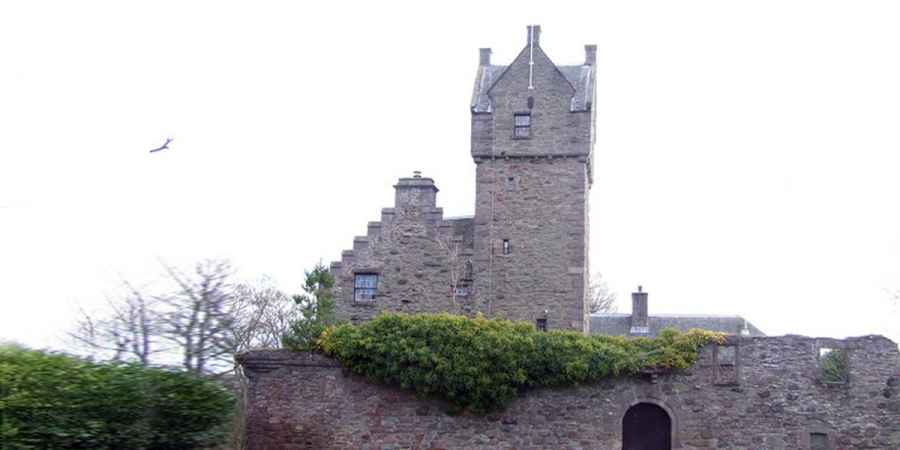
[470,25,596,333]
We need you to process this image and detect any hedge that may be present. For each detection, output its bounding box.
[0,345,234,450]
[316,313,725,413]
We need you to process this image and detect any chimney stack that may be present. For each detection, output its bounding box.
[479,48,492,66]
[584,44,597,65]
[394,173,438,210]
[630,285,649,335]
[527,25,541,46]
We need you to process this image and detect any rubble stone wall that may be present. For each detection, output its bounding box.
[238,335,900,450]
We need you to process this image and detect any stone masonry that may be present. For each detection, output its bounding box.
[331,25,595,333]
[238,335,900,449]
[243,25,900,450]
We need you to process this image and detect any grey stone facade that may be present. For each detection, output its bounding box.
[238,335,900,449]
[332,25,595,332]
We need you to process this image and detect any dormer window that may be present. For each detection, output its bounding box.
[514,113,531,138]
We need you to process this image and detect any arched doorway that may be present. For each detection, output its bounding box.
[622,402,671,450]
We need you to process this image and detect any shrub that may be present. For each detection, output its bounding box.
[317,313,724,413]
[0,344,234,450]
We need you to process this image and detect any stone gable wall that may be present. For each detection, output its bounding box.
[331,178,477,323]
[238,335,900,450]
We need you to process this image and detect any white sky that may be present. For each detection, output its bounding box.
[1,1,899,349]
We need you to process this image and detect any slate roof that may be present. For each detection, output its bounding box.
[590,313,765,337]
[470,64,593,113]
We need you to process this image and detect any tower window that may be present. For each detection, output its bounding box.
[354,273,378,302]
[502,239,511,255]
[514,113,531,138]
[536,318,547,332]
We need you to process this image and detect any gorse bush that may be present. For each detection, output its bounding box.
[317,313,725,413]
[0,345,234,450]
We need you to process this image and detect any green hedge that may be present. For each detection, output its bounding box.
[0,345,234,450]
[318,313,725,413]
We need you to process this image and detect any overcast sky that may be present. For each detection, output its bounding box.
[2,1,899,349]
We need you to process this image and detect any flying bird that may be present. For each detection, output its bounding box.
[149,138,173,153]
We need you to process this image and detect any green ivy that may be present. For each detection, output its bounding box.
[316,313,725,413]
[0,345,234,450]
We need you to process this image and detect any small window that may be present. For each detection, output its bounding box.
[514,113,531,138]
[354,273,378,302]
[536,318,547,332]
[505,176,516,191]
[714,344,739,385]
[810,432,829,450]
[502,239,511,255]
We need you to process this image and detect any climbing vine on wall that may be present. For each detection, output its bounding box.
[315,313,725,413]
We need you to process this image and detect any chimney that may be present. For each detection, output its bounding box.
[479,48,492,66]
[630,285,649,335]
[584,44,597,66]
[394,172,438,210]
[527,25,541,46]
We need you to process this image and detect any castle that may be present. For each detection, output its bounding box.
[329,25,762,338]
[238,27,900,449]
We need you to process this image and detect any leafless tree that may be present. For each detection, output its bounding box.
[590,273,617,314]
[157,259,238,375]
[69,259,299,379]
[435,233,467,312]
[231,279,296,351]
[68,281,159,365]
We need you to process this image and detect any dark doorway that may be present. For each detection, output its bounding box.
[622,402,671,450]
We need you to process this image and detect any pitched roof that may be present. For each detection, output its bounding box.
[470,64,593,113]
[590,313,765,337]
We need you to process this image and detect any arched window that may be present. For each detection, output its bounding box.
[622,402,671,450]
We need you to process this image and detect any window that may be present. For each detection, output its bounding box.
[514,113,531,138]
[536,318,547,332]
[810,433,829,450]
[502,239,511,255]
[354,273,378,302]
[714,344,740,385]
[818,347,849,384]
[453,286,470,297]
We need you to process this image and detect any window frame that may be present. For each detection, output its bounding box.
[353,273,378,303]
[513,112,531,139]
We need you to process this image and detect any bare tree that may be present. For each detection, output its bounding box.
[590,273,617,314]
[435,233,468,312]
[158,259,237,375]
[69,258,296,378]
[68,281,159,365]
[231,279,296,351]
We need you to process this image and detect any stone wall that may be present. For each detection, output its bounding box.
[238,335,900,450]
[472,156,590,332]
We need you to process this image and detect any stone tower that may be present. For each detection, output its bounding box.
[470,25,596,332]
